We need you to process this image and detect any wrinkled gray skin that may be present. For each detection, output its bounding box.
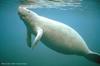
[18,6,100,64]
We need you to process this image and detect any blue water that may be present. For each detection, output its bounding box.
[0,0,100,66]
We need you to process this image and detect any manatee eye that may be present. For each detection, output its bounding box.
[28,11,30,13]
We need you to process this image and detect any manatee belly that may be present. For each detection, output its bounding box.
[41,24,90,55]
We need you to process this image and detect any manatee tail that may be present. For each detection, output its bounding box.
[85,52,100,64]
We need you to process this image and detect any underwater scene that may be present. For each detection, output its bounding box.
[0,0,100,66]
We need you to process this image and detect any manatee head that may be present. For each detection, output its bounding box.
[18,6,38,23]
[18,7,32,20]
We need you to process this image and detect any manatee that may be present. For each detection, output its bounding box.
[18,6,100,64]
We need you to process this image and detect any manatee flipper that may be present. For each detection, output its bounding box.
[32,27,43,48]
[85,52,100,64]
[27,28,32,48]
